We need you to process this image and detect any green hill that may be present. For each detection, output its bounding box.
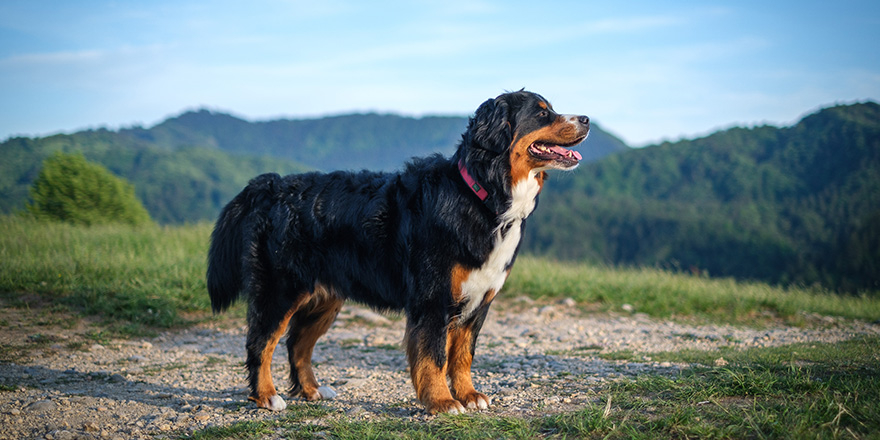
[121,109,628,170]
[0,131,309,223]
[524,102,880,292]
[0,110,627,224]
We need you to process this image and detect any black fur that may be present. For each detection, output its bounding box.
[206,90,588,412]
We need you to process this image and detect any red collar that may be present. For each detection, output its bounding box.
[458,158,488,201]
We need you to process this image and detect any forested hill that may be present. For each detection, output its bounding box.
[122,109,628,171]
[524,102,880,292]
[0,109,628,223]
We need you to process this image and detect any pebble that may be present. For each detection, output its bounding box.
[24,399,55,413]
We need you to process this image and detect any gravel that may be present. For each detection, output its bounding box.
[1,297,877,439]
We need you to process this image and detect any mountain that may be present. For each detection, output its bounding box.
[120,109,628,171]
[523,102,880,292]
[0,109,629,224]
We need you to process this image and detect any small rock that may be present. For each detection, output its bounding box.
[24,399,56,413]
[346,406,366,416]
[83,421,101,432]
[108,374,126,383]
[193,412,211,421]
[49,430,76,440]
[559,297,577,307]
[498,387,516,396]
[91,343,105,351]
[128,355,148,363]
[621,304,634,313]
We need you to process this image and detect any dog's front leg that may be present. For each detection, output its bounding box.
[447,301,493,410]
[404,317,465,415]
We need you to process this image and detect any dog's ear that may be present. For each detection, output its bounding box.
[469,97,512,153]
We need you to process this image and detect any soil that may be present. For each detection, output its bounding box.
[1,296,878,440]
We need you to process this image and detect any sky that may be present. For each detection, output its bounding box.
[1,1,879,146]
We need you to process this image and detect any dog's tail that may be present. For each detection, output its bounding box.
[206,173,280,313]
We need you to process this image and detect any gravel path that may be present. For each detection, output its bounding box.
[1,297,877,440]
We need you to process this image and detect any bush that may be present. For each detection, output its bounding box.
[27,152,152,226]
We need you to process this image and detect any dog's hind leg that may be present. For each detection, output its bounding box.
[286,285,343,401]
[245,292,312,411]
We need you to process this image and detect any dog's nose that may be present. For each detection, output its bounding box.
[578,115,590,126]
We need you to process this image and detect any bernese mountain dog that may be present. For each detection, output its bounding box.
[207,90,590,414]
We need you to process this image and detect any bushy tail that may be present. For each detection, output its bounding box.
[206,173,280,313]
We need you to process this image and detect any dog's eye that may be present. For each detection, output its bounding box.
[538,110,549,118]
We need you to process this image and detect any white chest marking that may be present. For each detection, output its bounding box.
[458,172,542,321]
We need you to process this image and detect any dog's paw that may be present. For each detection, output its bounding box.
[302,385,337,401]
[251,394,287,411]
[457,391,492,410]
[426,398,467,415]
[317,386,337,399]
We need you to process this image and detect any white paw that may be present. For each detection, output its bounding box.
[477,395,491,409]
[447,405,464,415]
[317,386,337,400]
[468,397,492,409]
[267,394,287,411]
[464,394,491,410]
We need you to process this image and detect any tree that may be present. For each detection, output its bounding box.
[27,152,152,226]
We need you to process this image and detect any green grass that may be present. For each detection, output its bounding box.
[0,216,212,333]
[590,337,880,439]
[508,256,880,324]
[2,217,880,334]
[183,339,880,439]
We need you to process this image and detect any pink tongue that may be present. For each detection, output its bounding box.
[549,145,583,161]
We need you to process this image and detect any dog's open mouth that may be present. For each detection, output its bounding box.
[528,141,583,167]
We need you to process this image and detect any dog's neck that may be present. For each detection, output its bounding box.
[457,159,489,202]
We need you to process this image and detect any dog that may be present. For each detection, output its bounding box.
[207,90,589,414]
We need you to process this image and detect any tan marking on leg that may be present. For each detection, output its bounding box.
[251,294,312,409]
[405,325,464,414]
[290,294,343,400]
[252,308,295,407]
[447,324,491,410]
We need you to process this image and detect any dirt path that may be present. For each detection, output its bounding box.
[1,297,877,440]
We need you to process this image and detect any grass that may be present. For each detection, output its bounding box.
[3,216,879,335]
[179,339,880,439]
[0,215,212,333]
[508,255,880,324]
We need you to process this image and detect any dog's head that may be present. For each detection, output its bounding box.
[458,91,590,203]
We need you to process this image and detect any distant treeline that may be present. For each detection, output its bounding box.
[524,102,880,292]
[0,110,627,224]
[1,131,309,223]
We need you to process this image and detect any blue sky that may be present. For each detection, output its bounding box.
[1,1,878,146]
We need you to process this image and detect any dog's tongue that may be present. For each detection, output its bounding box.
[550,145,582,161]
